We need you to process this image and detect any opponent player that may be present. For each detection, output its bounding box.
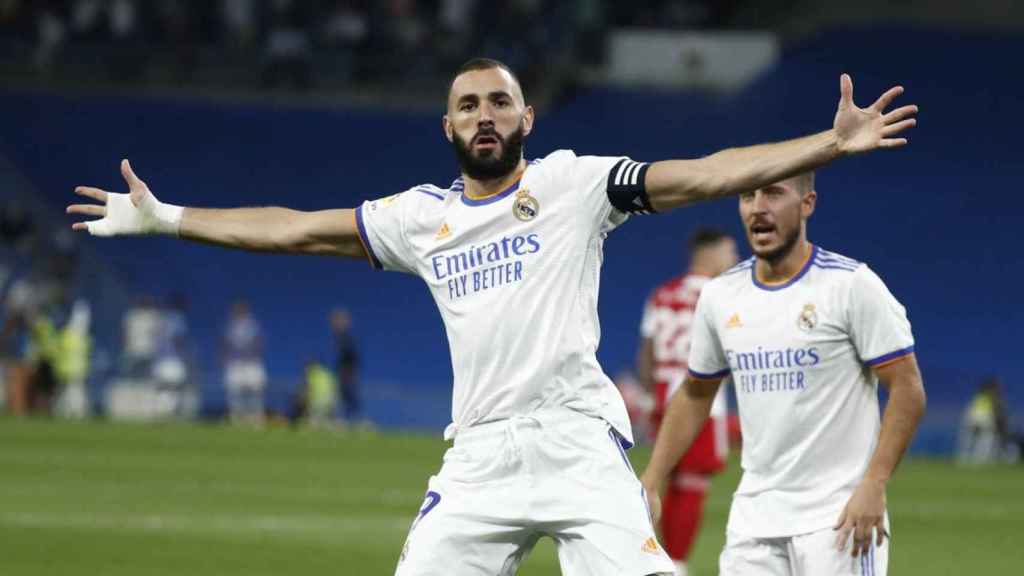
[641,172,927,575]
[637,228,737,575]
[67,59,917,575]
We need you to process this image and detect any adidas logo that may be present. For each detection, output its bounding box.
[641,537,660,554]
[726,313,742,329]
[435,222,451,240]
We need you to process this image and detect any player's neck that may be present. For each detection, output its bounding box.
[462,159,527,200]
[756,239,813,284]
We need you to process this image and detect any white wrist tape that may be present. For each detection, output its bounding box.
[138,191,184,236]
[88,191,184,237]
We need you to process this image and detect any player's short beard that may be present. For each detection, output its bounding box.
[753,223,801,264]
[451,122,525,181]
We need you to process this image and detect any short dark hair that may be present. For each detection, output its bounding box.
[688,227,730,255]
[798,171,815,195]
[447,58,524,103]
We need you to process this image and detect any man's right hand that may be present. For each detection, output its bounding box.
[68,159,183,236]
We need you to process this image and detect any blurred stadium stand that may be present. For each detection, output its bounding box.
[1,1,1021,453]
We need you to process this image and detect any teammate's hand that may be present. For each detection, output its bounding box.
[833,476,887,558]
[68,159,183,236]
[833,74,918,154]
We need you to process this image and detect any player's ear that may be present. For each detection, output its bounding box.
[442,115,454,143]
[802,189,817,219]
[521,105,535,137]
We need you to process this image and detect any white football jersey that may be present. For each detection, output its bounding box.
[687,245,915,538]
[356,150,648,445]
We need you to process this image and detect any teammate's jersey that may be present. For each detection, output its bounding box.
[641,273,727,462]
[643,274,715,395]
[357,149,647,445]
[687,245,914,538]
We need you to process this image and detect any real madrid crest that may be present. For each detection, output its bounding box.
[797,303,818,332]
[513,188,539,221]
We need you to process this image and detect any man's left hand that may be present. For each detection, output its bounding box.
[833,476,887,557]
[833,74,918,154]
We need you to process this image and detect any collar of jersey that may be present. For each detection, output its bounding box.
[459,171,525,207]
[751,244,817,292]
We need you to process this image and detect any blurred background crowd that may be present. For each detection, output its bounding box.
[0,0,775,100]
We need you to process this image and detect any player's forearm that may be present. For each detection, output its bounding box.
[646,130,841,211]
[641,378,717,487]
[636,339,655,390]
[864,372,926,483]
[180,206,363,257]
[180,206,309,252]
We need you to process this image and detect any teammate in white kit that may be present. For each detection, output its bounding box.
[66,59,918,575]
[641,171,927,576]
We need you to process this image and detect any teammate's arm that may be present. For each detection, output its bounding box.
[834,354,926,557]
[67,159,366,258]
[637,336,655,391]
[639,375,723,522]
[644,74,918,211]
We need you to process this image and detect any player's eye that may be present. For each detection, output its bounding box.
[460,102,476,112]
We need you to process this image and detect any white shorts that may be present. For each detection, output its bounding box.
[719,527,889,576]
[225,360,266,391]
[395,409,675,576]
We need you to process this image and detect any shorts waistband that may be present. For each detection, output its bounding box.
[444,407,597,444]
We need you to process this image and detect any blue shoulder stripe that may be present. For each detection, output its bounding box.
[812,262,858,272]
[723,258,755,275]
[817,254,860,267]
[414,186,445,201]
[817,250,861,266]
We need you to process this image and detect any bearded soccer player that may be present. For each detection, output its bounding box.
[638,228,738,575]
[641,172,927,576]
[68,59,917,575]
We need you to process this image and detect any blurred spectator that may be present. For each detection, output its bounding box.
[957,376,1019,464]
[69,0,107,41]
[32,2,66,72]
[152,292,193,418]
[53,299,92,418]
[2,257,62,415]
[294,358,336,428]
[222,299,266,424]
[121,295,161,379]
[331,307,365,425]
[262,0,313,90]
[0,202,36,252]
[220,0,257,47]
[322,0,368,48]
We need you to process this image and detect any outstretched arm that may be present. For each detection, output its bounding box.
[645,74,918,211]
[833,354,926,557]
[68,159,367,258]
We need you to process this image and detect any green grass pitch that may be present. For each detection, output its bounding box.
[1,418,1021,575]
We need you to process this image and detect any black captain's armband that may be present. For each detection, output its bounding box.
[606,159,655,215]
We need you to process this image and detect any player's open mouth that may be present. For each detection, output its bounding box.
[474,135,500,149]
[750,223,776,242]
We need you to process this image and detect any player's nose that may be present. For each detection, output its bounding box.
[477,101,496,122]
